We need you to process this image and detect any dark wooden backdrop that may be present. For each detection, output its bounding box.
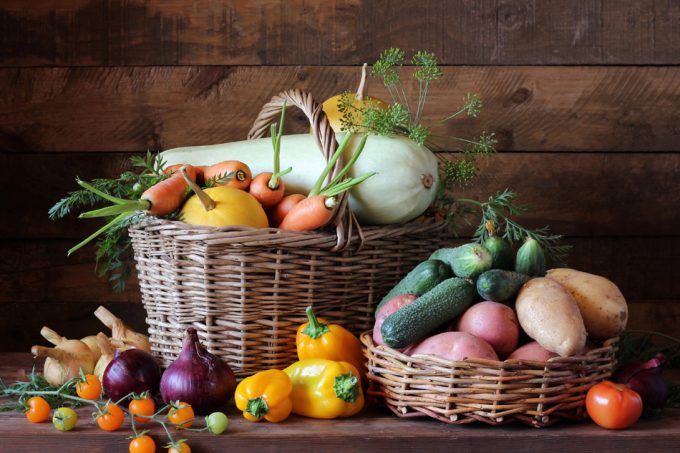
[1,0,679,351]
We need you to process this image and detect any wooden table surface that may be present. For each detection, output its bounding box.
[1,352,679,453]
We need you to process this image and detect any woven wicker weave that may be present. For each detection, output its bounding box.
[361,332,618,427]
[129,89,448,376]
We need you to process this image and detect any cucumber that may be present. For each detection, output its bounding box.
[476,269,531,302]
[380,277,475,348]
[430,244,492,278]
[515,238,547,277]
[483,236,513,270]
[375,259,452,315]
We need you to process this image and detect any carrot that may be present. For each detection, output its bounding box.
[278,134,375,232]
[164,164,207,183]
[140,165,198,216]
[278,195,337,231]
[269,193,305,227]
[68,165,198,255]
[249,102,294,208]
[202,160,251,190]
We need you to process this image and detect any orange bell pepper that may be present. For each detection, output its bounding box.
[234,369,293,423]
[296,306,366,379]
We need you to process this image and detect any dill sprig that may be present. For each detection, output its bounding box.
[0,368,80,412]
[452,189,571,266]
[49,151,171,291]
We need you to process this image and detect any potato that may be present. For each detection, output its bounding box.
[373,294,418,346]
[546,268,627,339]
[407,331,499,362]
[515,277,587,357]
[454,301,519,359]
[507,341,559,362]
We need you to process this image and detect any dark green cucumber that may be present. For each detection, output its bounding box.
[483,236,513,270]
[476,269,530,302]
[515,238,547,277]
[380,277,475,348]
[375,259,452,315]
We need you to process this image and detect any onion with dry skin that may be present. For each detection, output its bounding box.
[39,326,102,362]
[94,306,151,352]
[31,338,97,387]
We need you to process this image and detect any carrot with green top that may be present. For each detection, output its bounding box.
[249,100,293,208]
[279,134,373,232]
[67,165,198,255]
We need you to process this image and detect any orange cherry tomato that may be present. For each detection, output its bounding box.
[168,441,191,453]
[129,434,156,453]
[167,402,194,428]
[76,374,102,400]
[129,396,155,424]
[25,396,51,423]
[586,380,643,429]
[96,402,125,432]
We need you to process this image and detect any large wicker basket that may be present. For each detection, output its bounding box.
[128,89,448,376]
[361,332,618,427]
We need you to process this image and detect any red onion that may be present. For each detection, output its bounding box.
[613,353,669,409]
[103,348,162,402]
[160,327,236,415]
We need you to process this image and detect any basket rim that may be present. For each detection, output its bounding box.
[128,215,448,250]
[360,331,619,370]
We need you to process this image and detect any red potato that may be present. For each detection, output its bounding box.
[373,294,418,346]
[454,301,519,359]
[507,341,559,362]
[407,331,499,362]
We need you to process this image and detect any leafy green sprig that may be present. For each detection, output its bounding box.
[49,151,171,291]
[0,368,81,412]
[447,189,571,266]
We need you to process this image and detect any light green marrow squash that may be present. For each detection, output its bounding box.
[160,133,439,225]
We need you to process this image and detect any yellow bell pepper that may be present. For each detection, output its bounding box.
[284,358,364,419]
[234,369,293,423]
[296,306,366,379]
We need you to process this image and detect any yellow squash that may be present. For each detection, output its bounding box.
[180,185,268,228]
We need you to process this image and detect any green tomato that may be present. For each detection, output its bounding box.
[53,407,78,432]
[205,411,228,434]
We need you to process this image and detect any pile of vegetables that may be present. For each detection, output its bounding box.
[50,48,499,291]
[1,309,237,451]
[235,306,365,423]
[371,223,680,429]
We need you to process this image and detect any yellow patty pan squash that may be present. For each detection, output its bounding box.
[180,185,268,228]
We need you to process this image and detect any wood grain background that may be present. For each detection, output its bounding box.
[1,0,679,351]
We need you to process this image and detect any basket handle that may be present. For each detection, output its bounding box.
[247,89,363,251]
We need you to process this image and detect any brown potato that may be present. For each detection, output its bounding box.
[546,268,627,339]
[515,277,587,357]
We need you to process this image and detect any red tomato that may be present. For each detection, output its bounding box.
[76,374,102,400]
[129,396,155,424]
[167,402,194,428]
[97,402,125,432]
[586,380,643,429]
[25,396,51,423]
[129,434,156,453]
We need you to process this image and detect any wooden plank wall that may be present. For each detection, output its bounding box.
[1,0,679,351]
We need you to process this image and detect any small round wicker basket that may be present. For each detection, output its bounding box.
[361,332,618,427]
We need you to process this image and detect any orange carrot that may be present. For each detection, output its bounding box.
[269,193,305,227]
[141,165,198,216]
[69,165,198,255]
[202,160,251,190]
[249,172,286,208]
[249,99,293,208]
[278,195,337,232]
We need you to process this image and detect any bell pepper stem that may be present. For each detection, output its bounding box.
[246,397,269,418]
[333,372,360,403]
[181,166,216,212]
[302,306,330,339]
